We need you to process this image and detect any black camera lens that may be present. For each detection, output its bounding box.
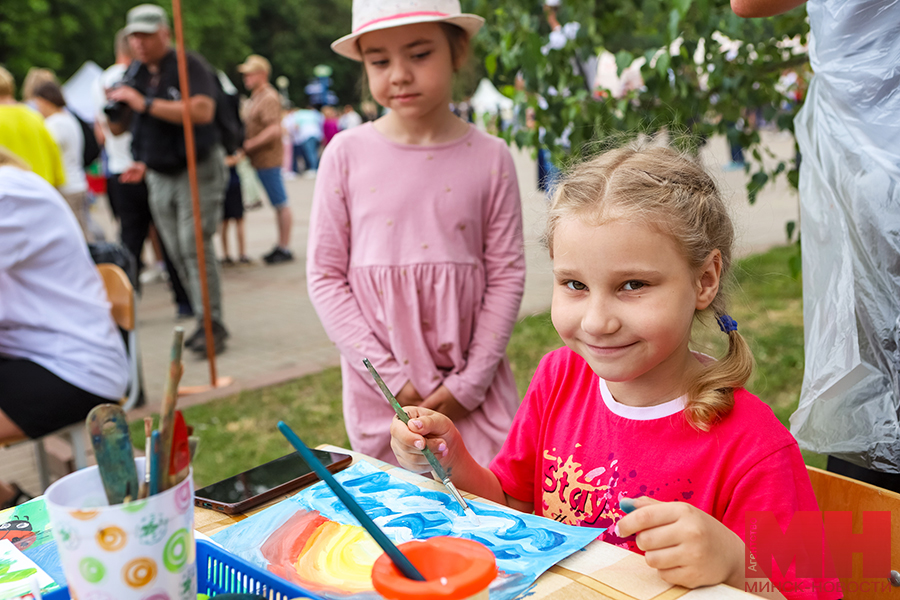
[104,101,128,123]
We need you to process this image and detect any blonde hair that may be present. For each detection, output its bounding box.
[0,66,14,98]
[546,142,753,430]
[0,146,29,170]
[22,68,57,101]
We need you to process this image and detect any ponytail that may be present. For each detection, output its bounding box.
[684,318,754,431]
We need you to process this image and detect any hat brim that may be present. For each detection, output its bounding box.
[124,23,162,35]
[331,14,484,61]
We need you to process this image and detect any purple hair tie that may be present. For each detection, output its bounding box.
[716,314,738,333]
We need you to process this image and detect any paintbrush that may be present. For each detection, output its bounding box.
[362,358,476,518]
[157,327,185,492]
[138,416,153,499]
[277,421,426,581]
[149,430,161,496]
[87,404,139,505]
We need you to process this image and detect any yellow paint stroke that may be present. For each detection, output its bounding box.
[294,521,382,593]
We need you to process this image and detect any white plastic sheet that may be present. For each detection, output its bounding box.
[789,0,900,472]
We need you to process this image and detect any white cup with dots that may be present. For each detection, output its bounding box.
[45,458,196,600]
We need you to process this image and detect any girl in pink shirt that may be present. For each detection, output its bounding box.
[392,145,839,600]
[307,1,525,466]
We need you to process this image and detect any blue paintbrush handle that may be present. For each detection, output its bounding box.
[149,431,160,497]
[277,421,426,582]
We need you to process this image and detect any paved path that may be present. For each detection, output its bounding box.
[130,130,799,408]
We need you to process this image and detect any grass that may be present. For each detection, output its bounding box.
[131,243,824,488]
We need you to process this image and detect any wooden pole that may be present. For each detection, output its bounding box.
[170,0,218,387]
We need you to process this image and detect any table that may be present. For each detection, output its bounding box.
[195,446,758,600]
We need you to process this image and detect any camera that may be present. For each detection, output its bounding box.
[103,86,129,123]
[103,62,141,123]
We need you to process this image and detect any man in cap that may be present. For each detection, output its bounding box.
[237,55,293,264]
[107,3,229,357]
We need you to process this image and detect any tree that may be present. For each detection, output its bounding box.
[245,0,356,107]
[467,0,809,201]
[0,0,254,96]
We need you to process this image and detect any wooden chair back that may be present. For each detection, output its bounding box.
[97,263,135,331]
[806,465,900,597]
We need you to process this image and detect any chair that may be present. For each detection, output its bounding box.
[97,263,143,411]
[806,465,900,598]
[0,263,142,492]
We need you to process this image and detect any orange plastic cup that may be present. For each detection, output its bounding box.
[371,536,497,600]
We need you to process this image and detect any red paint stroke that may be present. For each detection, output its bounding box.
[261,509,329,585]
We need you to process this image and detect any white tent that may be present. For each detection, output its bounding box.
[469,78,513,119]
[62,61,104,123]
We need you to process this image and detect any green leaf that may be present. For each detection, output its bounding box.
[786,220,796,242]
[615,51,634,75]
[675,0,694,16]
[656,51,671,78]
[485,53,498,78]
[747,170,769,204]
[668,9,681,40]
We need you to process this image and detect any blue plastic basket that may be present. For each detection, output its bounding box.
[44,539,326,599]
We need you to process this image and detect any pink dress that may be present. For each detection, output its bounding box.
[307,123,525,466]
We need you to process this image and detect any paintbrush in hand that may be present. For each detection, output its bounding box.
[363,358,475,518]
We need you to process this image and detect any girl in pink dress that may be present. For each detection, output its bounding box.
[306,0,526,466]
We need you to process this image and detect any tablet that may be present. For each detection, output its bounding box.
[194,449,353,514]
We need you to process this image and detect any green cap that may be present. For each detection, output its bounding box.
[125,4,168,35]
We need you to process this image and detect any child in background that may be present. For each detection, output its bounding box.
[392,144,839,600]
[220,152,250,265]
[321,105,340,146]
[308,0,526,466]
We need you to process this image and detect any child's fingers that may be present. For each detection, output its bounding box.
[634,521,682,553]
[642,545,684,571]
[403,410,454,439]
[615,496,683,538]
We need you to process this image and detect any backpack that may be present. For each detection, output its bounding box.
[73,112,102,168]
[214,73,244,155]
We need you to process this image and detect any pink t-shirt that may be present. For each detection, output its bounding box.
[491,347,841,600]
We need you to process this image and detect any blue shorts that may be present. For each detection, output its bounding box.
[256,167,288,208]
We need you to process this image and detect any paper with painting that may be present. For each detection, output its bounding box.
[213,461,599,599]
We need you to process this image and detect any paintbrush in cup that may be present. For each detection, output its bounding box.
[277,421,426,582]
[363,359,476,518]
[157,327,185,492]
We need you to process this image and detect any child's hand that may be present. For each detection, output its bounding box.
[615,497,745,590]
[390,406,459,473]
[420,385,470,421]
[395,381,423,407]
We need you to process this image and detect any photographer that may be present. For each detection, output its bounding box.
[94,29,192,317]
[107,4,229,357]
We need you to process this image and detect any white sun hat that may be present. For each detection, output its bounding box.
[331,0,485,61]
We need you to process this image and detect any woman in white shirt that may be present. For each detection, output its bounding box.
[0,148,128,507]
[31,80,91,241]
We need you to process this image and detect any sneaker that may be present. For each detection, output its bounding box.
[220,256,235,267]
[191,320,229,358]
[263,247,294,265]
[185,323,206,349]
[302,170,317,180]
[238,255,252,265]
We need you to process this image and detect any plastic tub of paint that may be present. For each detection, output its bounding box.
[371,536,497,600]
